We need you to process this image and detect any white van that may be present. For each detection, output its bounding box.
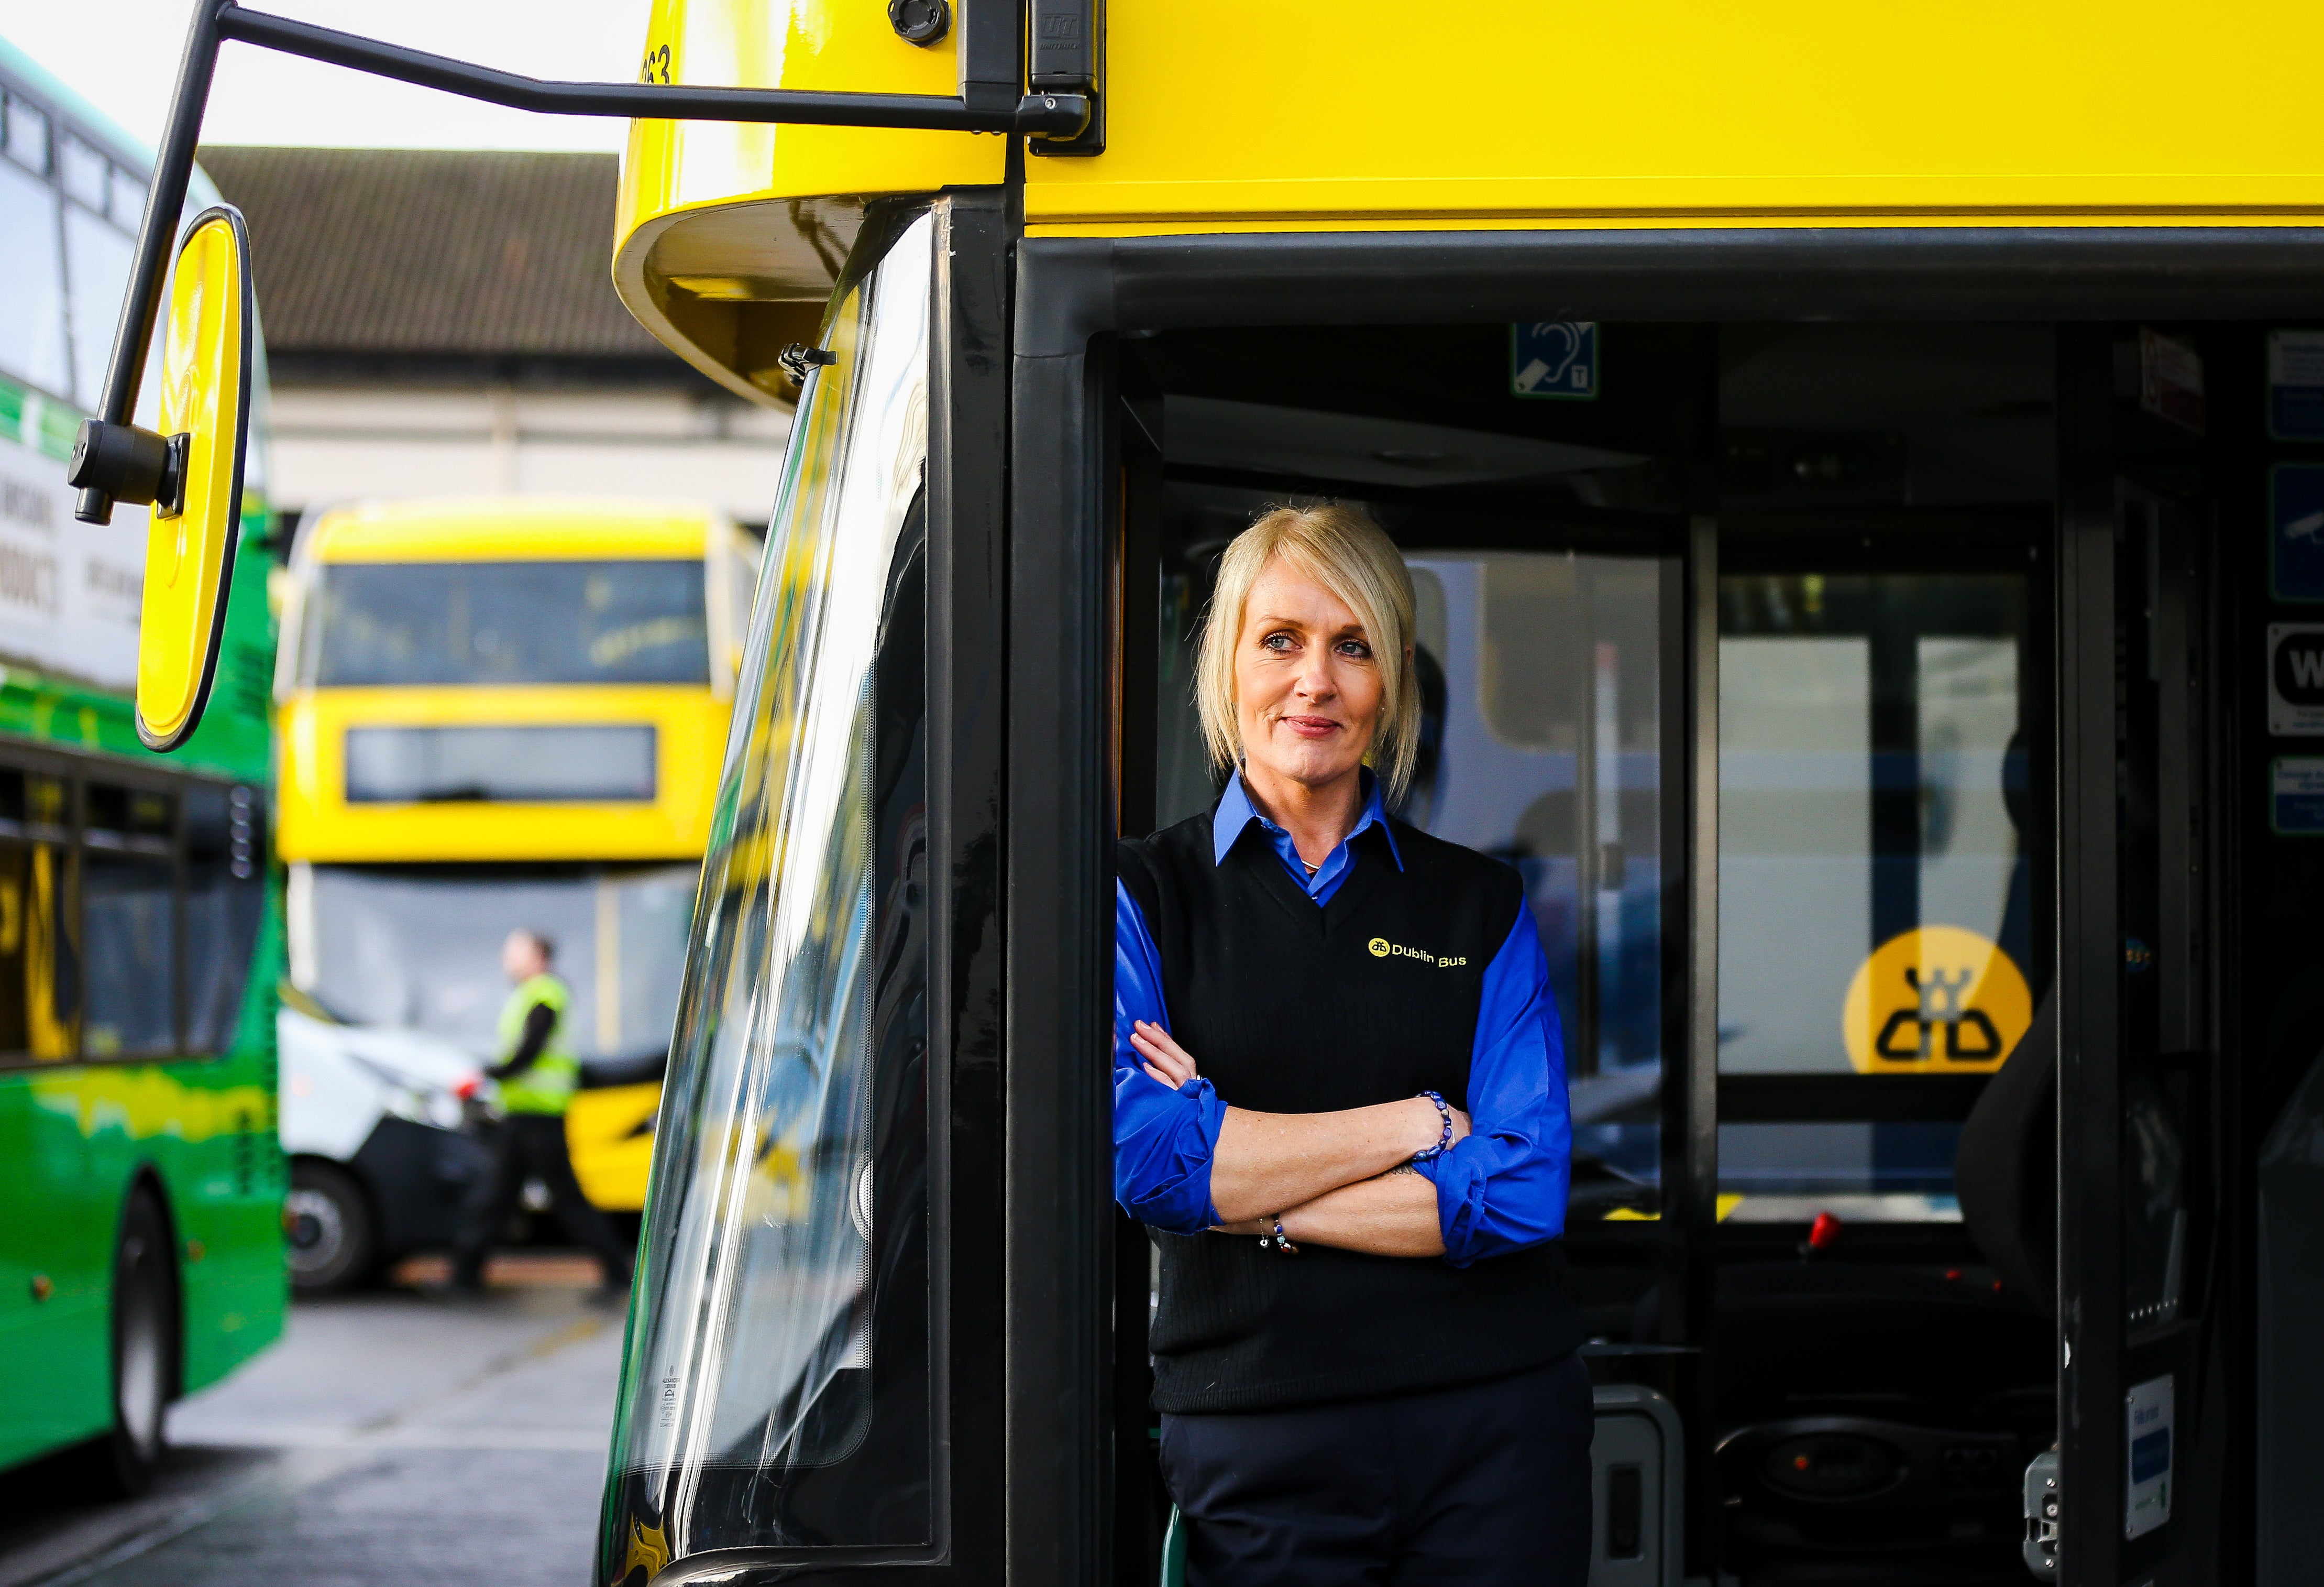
[277,986,490,1292]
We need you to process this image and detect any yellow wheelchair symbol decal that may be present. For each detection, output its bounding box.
[1842,925,2032,1074]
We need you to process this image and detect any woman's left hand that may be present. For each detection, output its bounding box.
[1130,1020,1200,1090]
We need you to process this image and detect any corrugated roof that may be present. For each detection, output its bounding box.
[199,146,665,360]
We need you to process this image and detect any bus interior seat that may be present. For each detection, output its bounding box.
[1633,997,2061,1581]
[1952,990,2058,1316]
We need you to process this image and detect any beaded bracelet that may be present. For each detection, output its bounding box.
[1258,1217,1299,1256]
[1412,1090,1455,1162]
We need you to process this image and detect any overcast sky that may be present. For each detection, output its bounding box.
[0,0,653,152]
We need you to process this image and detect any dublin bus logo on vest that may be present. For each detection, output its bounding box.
[1368,937,1468,969]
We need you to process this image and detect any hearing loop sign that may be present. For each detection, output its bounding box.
[1842,926,2032,1075]
[1511,323,1599,400]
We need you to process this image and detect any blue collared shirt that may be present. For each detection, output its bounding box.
[1210,766,1403,905]
[1112,771,1572,1267]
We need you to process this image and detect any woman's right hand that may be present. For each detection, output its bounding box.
[1130,1020,1200,1090]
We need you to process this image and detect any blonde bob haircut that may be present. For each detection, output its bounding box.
[1195,502,1421,804]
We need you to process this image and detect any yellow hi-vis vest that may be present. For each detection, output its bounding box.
[497,973,578,1115]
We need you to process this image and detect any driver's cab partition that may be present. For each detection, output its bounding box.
[1056,273,2267,1586]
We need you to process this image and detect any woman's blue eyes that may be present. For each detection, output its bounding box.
[1261,632,1372,658]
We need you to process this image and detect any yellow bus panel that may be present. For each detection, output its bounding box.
[277,686,730,863]
[1023,1,2324,230]
[613,0,1003,404]
[309,497,714,563]
[567,1084,663,1213]
[610,0,2324,399]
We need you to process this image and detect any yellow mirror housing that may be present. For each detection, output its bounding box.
[135,206,254,752]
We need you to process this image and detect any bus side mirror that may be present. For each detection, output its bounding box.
[67,206,255,752]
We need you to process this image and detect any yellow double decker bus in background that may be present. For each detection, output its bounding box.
[271,498,755,1287]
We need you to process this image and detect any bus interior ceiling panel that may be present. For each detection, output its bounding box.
[1017,229,2324,358]
[1095,280,2274,1585]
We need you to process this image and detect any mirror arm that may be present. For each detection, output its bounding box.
[74,0,222,527]
[73,0,1089,529]
[214,5,1087,134]
[68,421,188,516]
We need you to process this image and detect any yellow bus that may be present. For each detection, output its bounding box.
[272,497,754,1284]
[75,1,2324,1581]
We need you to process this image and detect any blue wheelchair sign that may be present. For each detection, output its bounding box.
[1512,322,1598,400]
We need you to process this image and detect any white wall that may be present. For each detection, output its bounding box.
[268,384,794,527]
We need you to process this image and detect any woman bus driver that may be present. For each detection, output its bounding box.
[1114,504,1590,1586]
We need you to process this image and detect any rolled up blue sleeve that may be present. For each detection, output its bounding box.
[1113,881,1225,1233]
[1412,904,1571,1267]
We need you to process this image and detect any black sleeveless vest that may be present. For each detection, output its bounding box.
[1118,808,1583,1415]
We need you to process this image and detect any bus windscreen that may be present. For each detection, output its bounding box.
[344,724,656,804]
[300,863,696,1063]
[305,559,711,687]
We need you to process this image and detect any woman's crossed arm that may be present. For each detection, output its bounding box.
[1130,1020,1463,1233]
[1215,1167,1449,1257]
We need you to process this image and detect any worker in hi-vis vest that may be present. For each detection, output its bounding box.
[449,929,636,1295]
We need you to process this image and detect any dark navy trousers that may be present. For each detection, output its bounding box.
[1159,1353,1594,1587]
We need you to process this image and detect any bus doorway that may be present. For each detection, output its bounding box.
[1113,317,2215,1587]
[590,210,2321,1587]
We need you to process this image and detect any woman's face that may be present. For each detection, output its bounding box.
[1232,555,1387,794]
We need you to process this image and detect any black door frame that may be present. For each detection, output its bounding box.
[2055,322,2128,1584]
[1001,227,2324,1587]
[924,190,1015,1587]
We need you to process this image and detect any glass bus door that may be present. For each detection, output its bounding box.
[596,194,1016,1587]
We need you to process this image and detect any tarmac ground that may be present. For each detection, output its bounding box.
[0,1254,624,1587]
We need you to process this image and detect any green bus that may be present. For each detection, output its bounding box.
[0,35,282,1493]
